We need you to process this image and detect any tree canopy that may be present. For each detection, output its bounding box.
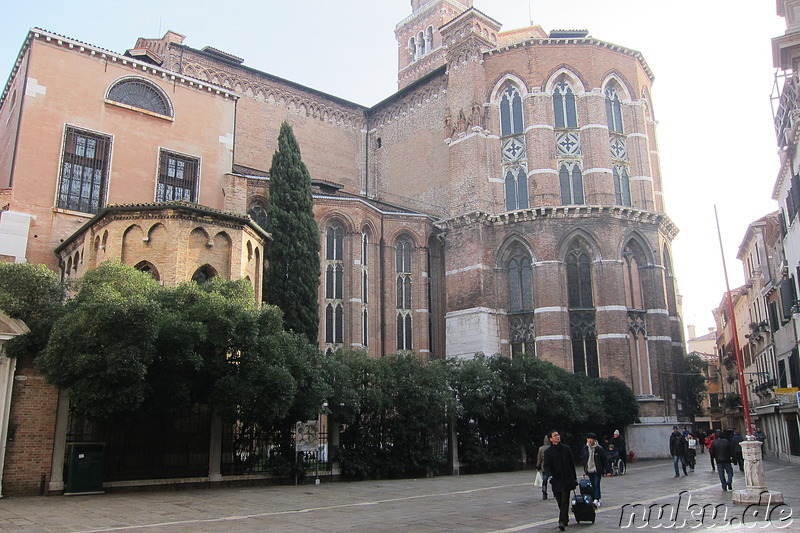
[24,261,327,427]
[684,352,709,417]
[264,121,321,343]
[0,262,65,359]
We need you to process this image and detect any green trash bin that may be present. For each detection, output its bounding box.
[65,443,105,494]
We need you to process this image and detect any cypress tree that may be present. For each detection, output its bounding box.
[264,122,321,342]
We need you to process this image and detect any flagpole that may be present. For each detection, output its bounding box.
[714,205,753,437]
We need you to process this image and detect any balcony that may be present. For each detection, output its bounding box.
[772,71,800,149]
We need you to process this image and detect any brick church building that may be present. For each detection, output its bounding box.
[0,0,686,494]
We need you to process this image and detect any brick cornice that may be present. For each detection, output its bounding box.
[2,28,238,109]
[485,38,655,83]
[435,205,679,239]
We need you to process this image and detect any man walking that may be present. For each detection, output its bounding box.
[705,430,717,471]
[582,433,608,507]
[669,426,688,477]
[543,429,578,532]
[710,430,734,491]
[535,434,551,500]
[730,429,744,472]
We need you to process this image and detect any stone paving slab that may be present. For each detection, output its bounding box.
[0,459,798,532]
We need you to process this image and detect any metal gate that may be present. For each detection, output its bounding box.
[66,404,211,482]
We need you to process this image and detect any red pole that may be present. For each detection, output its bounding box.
[714,206,754,437]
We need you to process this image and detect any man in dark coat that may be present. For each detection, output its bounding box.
[710,430,734,491]
[543,429,578,532]
[669,426,688,477]
[730,429,744,472]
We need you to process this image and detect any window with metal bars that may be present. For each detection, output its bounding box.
[157,150,199,202]
[107,78,172,117]
[58,127,111,214]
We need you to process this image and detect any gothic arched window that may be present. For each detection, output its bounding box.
[605,85,623,134]
[507,250,535,357]
[553,80,578,129]
[559,161,584,205]
[396,238,413,350]
[192,265,217,284]
[613,164,632,207]
[325,223,345,346]
[566,246,598,377]
[624,244,651,395]
[499,85,528,211]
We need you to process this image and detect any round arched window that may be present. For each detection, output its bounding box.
[107,78,172,117]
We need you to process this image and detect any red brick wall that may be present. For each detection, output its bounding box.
[3,355,59,496]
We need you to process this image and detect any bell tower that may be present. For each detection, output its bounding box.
[395,0,474,90]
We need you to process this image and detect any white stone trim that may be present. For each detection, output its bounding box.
[647,309,669,315]
[648,336,673,342]
[25,77,46,97]
[218,133,234,151]
[630,175,653,183]
[528,168,558,176]
[445,129,488,147]
[446,306,498,318]
[584,167,613,175]
[627,132,648,139]
[536,335,570,341]
[534,260,560,266]
[446,264,484,276]
[349,298,362,303]
[598,333,629,340]
[580,124,609,131]
[415,309,429,314]
[596,305,627,312]
[534,306,567,314]
[526,124,554,132]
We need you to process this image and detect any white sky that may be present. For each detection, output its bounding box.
[0,0,788,336]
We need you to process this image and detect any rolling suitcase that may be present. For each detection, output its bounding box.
[578,477,593,496]
[571,491,596,524]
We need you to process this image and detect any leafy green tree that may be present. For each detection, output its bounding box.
[449,354,506,471]
[35,261,328,428]
[264,121,321,343]
[0,262,65,359]
[325,349,390,479]
[37,262,163,417]
[684,353,708,417]
[581,376,639,437]
[382,353,454,476]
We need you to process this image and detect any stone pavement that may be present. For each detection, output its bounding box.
[0,458,798,532]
